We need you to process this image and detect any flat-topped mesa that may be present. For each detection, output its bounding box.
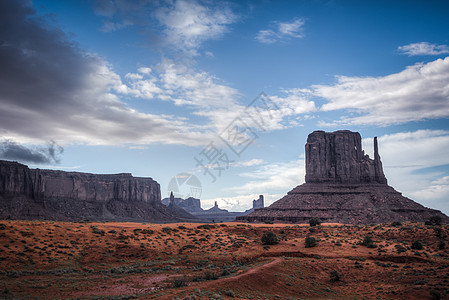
[0,160,188,222]
[305,130,387,184]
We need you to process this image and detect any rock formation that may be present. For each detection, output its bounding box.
[238,130,449,224]
[166,191,196,220]
[253,195,264,209]
[0,160,185,222]
[162,195,203,214]
[243,195,265,214]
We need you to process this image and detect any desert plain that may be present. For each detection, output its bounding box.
[0,220,448,299]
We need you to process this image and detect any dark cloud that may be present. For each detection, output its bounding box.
[0,0,210,146]
[0,140,64,164]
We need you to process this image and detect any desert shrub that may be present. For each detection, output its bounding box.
[141,229,154,235]
[305,236,317,248]
[172,277,187,288]
[261,231,278,245]
[0,224,6,230]
[395,244,407,253]
[361,236,376,248]
[197,224,215,230]
[434,227,443,238]
[203,270,219,280]
[91,227,105,236]
[20,231,34,237]
[411,240,423,250]
[133,229,142,234]
[425,216,442,226]
[264,220,273,224]
[438,240,445,250]
[390,221,402,227]
[178,225,187,230]
[161,227,172,234]
[309,218,321,227]
[330,270,341,282]
[223,289,235,297]
[108,230,117,234]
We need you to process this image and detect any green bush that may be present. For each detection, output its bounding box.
[330,270,341,282]
[309,218,321,227]
[161,227,172,234]
[91,227,105,236]
[438,240,445,250]
[390,221,402,227]
[305,236,317,248]
[197,224,215,230]
[261,231,278,245]
[361,236,376,248]
[411,240,423,250]
[172,277,187,288]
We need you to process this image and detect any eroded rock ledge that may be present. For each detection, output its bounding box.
[0,160,180,222]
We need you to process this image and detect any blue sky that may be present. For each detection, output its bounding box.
[1,0,449,214]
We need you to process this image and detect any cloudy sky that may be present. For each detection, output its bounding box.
[1,0,449,214]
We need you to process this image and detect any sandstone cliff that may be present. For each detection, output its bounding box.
[305,130,387,184]
[0,160,182,222]
[238,130,448,224]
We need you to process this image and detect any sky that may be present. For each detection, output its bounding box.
[1,0,449,215]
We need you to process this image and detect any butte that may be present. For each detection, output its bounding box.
[238,130,449,224]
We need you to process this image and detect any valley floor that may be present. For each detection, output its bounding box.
[0,220,448,299]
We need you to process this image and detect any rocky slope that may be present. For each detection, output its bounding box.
[0,160,182,222]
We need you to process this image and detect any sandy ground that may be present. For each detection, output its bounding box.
[0,220,448,299]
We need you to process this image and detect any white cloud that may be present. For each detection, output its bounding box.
[94,0,237,56]
[398,42,449,56]
[256,18,305,44]
[314,57,449,126]
[155,0,236,55]
[231,159,266,168]
[123,62,317,134]
[229,158,305,194]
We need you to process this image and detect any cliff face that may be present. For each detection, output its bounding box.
[0,160,181,222]
[238,130,448,224]
[305,130,387,184]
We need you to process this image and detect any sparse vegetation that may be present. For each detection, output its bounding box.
[305,236,317,248]
[161,227,172,234]
[172,277,187,288]
[261,231,278,245]
[0,220,448,299]
[330,270,341,282]
[361,236,376,248]
[411,240,423,250]
[390,221,402,227]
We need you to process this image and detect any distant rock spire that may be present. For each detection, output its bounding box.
[373,137,387,184]
[170,191,174,205]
